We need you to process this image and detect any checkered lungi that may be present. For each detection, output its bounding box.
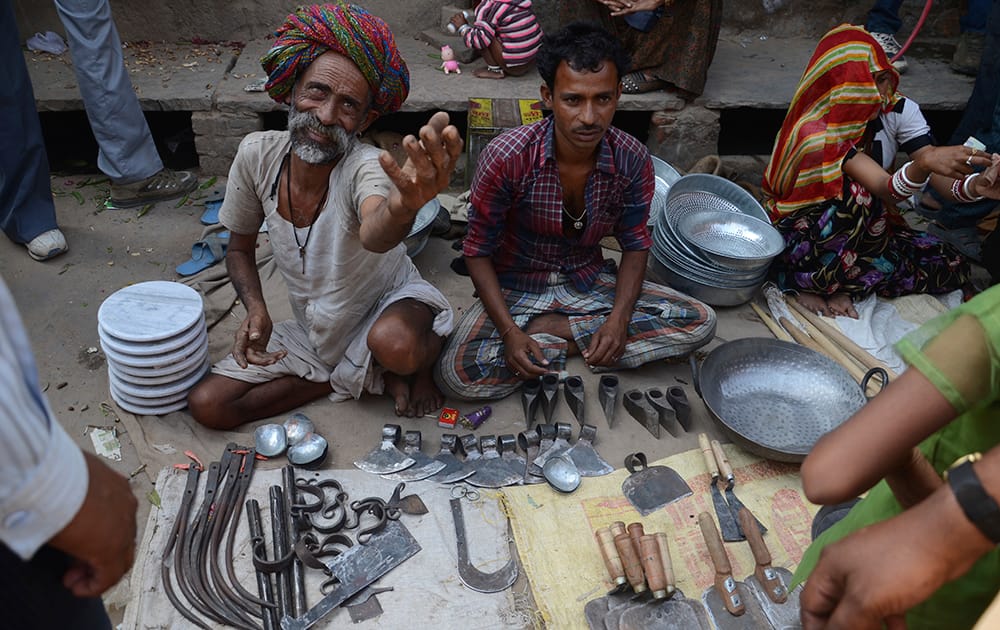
[434,272,716,400]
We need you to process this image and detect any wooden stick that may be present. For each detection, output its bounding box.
[750,302,793,342]
[784,306,868,376]
[787,297,898,380]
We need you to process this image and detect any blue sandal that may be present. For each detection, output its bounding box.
[176,231,229,276]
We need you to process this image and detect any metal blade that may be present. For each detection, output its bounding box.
[280,520,420,630]
[450,498,518,592]
[381,452,446,481]
[353,442,414,475]
[725,485,767,537]
[712,484,743,542]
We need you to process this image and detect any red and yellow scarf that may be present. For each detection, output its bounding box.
[762,24,901,221]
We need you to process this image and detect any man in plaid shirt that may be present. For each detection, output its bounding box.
[436,22,716,400]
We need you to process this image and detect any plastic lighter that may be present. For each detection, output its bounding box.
[460,405,492,429]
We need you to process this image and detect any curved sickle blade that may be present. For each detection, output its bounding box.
[450,498,518,592]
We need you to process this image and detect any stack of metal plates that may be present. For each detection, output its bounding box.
[98,281,208,415]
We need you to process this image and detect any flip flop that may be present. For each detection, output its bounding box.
[621,71,667,94]
[200,200,222,225]
[176,231,229,276]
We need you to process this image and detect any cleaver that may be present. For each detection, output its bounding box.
[280,519,420,630]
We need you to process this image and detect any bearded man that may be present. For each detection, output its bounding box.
[187,4,463,427]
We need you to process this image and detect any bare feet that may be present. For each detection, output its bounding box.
[525,313,580,356]
[827,293,859,319]
[383,371,443,417]
[794,292,859,318]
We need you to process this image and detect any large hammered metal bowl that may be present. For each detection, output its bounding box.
[695,339,870,462]
[648,156,682,227]
[676,209,784,271]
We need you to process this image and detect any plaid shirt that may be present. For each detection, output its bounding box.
[463,117,654,293]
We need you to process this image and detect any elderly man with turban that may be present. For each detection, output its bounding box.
[187,4,463,427]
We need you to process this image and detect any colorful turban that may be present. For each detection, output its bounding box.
[261,3,409,116]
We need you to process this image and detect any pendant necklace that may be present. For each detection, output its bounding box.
[284,152,329,274]
[563,202,586,231]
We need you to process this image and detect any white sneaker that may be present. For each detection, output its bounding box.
[869,31,908,74]
[26,228,68,261]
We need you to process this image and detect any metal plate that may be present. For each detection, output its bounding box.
[698,339,868,461]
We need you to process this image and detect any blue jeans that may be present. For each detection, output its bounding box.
[934,0,1000,228]
[55,0,163,184]
[0,0,59,244]
[867,0,990,34]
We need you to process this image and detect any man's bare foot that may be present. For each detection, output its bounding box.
[383,372,411,417]
[524,313,579,356]
[795,292,832,316]
[827,293,859,319]
[383,371,443,417]
[408,370,444,417]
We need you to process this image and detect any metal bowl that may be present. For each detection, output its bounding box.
[288,432,329,467]
[648,255,762,306]
[403,198,440,257]
[666,174,770,224]
[254,423,287,457]
[283,412,315,446]
[693,339,877,462]
[649,156,682,227]
[675,209,784,271]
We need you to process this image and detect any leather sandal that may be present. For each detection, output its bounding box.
[621,71,667,94]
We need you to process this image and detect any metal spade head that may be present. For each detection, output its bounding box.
[567,424,614,477]
[517,431,545,485]
[353,424,415,474]
[521,378,541,428]
[745,568,801,630]
[381,431,446,481]
[283,412,315,446]
[621,453,692,516]
[287,432,328,467]
[539,372,560,423]
[254,423,287,457]
[564,375,586,425]
[598,374,621,429]
[543,453,581,492]
[429,434,475,483]
[646,388,680,438]
[624,389,660,438]
[466,435,523,488]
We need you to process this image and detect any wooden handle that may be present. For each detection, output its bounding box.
[627,522,645,557]
[594,527,626,586]
[698,512,745,616]
[654,532,676,597]
[614,532,646,593]
[639,535,668,599]
[780,316,825,355]
[787,296,897,379]
[711,439,734,483]
[698,433,719,479]
[788,305,867,376]
[609,520,626,539]
[738,509,787,604]
[750,302,793,342]
[781,316,881,397]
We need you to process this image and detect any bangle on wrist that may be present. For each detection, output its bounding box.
[458,24,471,35]
[499,323,518,339]
[899,161,930,188]
[947,454,1000,544]
[889,165,922,200]
[952,172,985,203]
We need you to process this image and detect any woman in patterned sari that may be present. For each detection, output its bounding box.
[762,24,1000,318]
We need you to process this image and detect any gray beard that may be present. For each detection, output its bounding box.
[287,108,356,164]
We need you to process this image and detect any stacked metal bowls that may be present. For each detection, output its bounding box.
[650,174,783,306]
[98,281,208,415]
[648,156,682,227]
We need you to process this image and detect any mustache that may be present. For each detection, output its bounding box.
[572,124,603,134]
[288,109,349,142]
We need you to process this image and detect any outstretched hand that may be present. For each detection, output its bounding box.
[380,111,464,215]
[233,310,286,368]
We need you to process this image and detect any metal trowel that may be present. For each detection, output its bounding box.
[566,424,614,477]
[353,424,415,475]
[381,430,445,481]
[621,453,691,516]
[739,508,802,629]
[698,512,770,630]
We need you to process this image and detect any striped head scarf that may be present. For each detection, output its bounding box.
[762,24,901,220]
[261,3,409,116]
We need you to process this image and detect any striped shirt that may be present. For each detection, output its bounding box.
[462,0,542,67]
[463,117,655,293]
